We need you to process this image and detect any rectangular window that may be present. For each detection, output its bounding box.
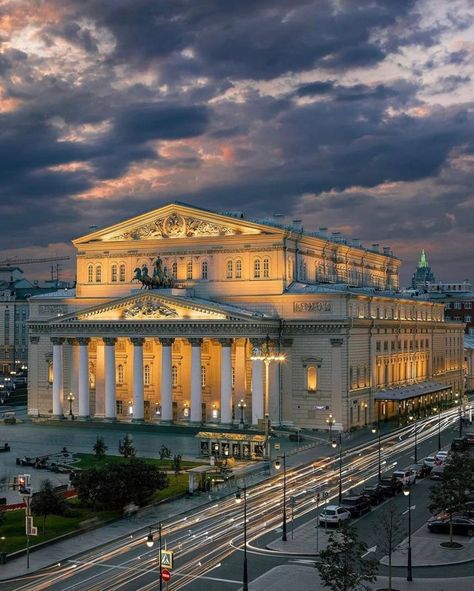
[376,341,381,352]
[454,302,462,309]
[186,261,193,280]
[465,302,472,309]
[111,265,117,282]
[119,264,126,282]
[116,400,123,415]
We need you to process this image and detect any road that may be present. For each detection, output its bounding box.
[0,407,466,590]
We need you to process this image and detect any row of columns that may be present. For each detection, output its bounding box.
[49,336,266,425]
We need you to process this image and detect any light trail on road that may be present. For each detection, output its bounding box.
[6,407,459,591]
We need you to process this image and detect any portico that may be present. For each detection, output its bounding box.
[30,292,281,426]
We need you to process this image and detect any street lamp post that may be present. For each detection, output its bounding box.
[235,487,248,591]
[409,414,418,463]
[250,334,285,420]
[238,399,246,429]
[67,392,75,420]
[434,401,441,451]
[326,414,334,442]
[456,393,464,437]
[274,454,287,541]
[331,434,343,504]
[403,485,413,582]
[145,523,163,591]
[371,423,382,481]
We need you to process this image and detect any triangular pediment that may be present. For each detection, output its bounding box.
[73,202,279,245]
[52,292,265,323]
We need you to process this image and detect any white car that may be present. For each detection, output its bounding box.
[435,450,449,464]
[423,456,436,469]
[392,469,416,486]
[318,505,351,526]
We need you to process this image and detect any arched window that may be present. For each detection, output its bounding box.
[172,365,178,387]
[119,264,126,282]
[235,259,242,279]
[226,260,233,279]
[307,366,317,392]
[186,261,193,280]
[116,364,124,385]
[263,258,270,278]
[172,262,177,277]
[144,364,151,386]
[254,258,261,278]
[87,264,93,283]
[111,264,118,283]
[95,265,102,283]
[201,261,208,280]
[201,365,206,387]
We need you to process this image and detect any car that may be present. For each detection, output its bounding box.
[340,495,371,517]
[0,443,10,453]
[430,465,445,480]
[360,484,386,505]
[435,450,449,463]
[423,456,437,471]
[465,433,474,446]
[451,437,468,452]
[318,505,351,526]
[379,476,403,496]
[427,514,474,537]
[409,463,430,479]
[392,469,416,486]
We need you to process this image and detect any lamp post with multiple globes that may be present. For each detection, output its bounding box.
[274,454,287,541]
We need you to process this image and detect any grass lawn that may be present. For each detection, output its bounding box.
[0,501,120,555]
[0,468,190,555]
[74,453,202,470]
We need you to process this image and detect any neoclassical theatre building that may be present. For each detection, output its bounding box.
[27,202,465,431]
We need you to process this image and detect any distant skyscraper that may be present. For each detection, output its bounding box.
[411,249,436,290]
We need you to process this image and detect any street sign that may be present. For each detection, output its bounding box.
[161,569,171,582]
[160,550,174,569]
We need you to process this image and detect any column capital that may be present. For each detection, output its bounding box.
[188,338,203,347]
[218,338,233,347]
[67,337,78,346]
[103,337,118,346]
[29,336,40,345]
[158,337,175,347]
[77,337,91,346]
[130,337,145,346]
[51,337,65,346]
[330,338,344,348]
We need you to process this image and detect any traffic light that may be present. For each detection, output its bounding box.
[18,474,31,495]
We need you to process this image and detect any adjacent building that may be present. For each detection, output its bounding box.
[27,202,464,432]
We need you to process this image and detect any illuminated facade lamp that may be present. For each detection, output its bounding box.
[183,402,190,418]
[211,404,219,420]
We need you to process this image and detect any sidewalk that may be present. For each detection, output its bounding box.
[247,565,474,591]
[380,522,474,567]
[266,516,331,555]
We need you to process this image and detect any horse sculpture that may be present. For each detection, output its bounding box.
[132,257,175,290]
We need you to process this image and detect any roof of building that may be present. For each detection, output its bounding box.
[374,380,452,402]
[29,289,76,300]
[464,335,474,350]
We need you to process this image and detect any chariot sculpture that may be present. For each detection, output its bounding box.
[132,256,175,290]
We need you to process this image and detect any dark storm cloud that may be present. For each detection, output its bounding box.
[1,0,473,283]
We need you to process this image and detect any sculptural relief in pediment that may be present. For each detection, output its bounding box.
[105,212,241,241]
[122,301,179,320]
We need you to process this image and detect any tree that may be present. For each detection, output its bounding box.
[159,444,171,464]
[429,451,474,546]
[118,434,136,458]
[71,459,168,510]
[173,453,182,475]
[30,480,67,534]
[375,505,404,591]
[317,524,377,591]
[93,436,107,459]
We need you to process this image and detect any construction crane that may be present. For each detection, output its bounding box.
[0,256,70,266]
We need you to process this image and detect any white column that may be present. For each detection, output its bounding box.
[68,339,79,416]
[131,337,145,421]
[219,338,233,424]
[159,338,174,422]
[104,337,117,420]
[268,361,280,424]
[330,338,344,429]
[251,339,264,425]
[77,337,90,418]
[189,338,202,423]
[51,337,64,418]
[28,336,40,416]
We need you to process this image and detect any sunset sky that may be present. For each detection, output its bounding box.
[1,0,473,284]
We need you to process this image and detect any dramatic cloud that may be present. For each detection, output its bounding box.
[0,0,474,284]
